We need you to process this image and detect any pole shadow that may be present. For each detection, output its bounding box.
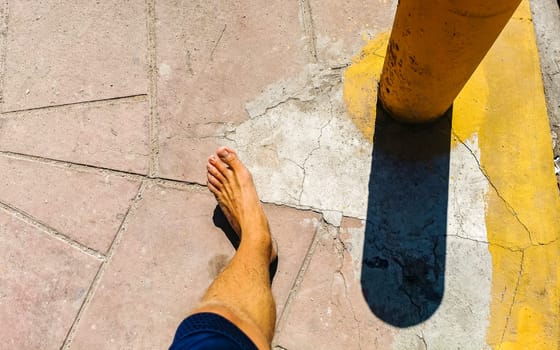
[360,106,451,327]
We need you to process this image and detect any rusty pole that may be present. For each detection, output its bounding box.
[379,0,522,123]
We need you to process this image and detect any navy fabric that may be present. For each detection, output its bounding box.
[169,312,259,350]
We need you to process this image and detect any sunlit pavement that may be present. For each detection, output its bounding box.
[0,1,558,349]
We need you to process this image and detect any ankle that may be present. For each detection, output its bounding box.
[238,235,273,260]
[239,215,270,241]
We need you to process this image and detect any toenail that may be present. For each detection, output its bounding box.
[218,149,229,157]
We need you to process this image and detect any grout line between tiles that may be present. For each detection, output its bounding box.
[146,0,160,177]
[0,0,8,107]
[299,0,318,63]
[0,149,371,222]
[0,94,148,116]
[60,180,148,349]
[273,218,327,338]
[0,150,211,190]
[0,150,148,181]
[0,200,106,261]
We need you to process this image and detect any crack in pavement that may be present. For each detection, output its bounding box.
[390,255,423,316]
[333,232,363,350]
[298,97,336,205]
[245,65,342,120]
[229,68,354,225]
[418,331,428,350]
[247,95,307,120]
[61,180,148,349]
[0,200,107,261]
[452,131,537,246]
[209,24,227,61]
[449,233,524,252]
[0,94,148,116]
[498,250,525,348]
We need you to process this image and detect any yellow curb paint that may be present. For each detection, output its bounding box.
[454,1,559,347]
[343,31,390,142]
[344,0,559,347]
[452,64,488,143]
[496,243,560,349]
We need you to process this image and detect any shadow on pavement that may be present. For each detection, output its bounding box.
[360,106,451,327]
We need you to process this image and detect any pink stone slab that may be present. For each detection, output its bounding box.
[0,156,141,253]
[310,0,396,65]
[0,209,100,349]
[69,183,319,349]
[275,217,396,349]
[0,100,150,174]
[155,0,306,183]
[266,205,321,317]
[159,135,222,185]
[2,0,147,111]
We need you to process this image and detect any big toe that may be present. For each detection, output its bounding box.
[217,147,242,170]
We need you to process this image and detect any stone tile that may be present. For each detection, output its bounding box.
[278,214,492,349]
[0,156,141,253]
[0,209,100,349]
[275,217,396,349]
[266,205,321,316]
[223,66,373,224]
[2,0,146,111]
[0,100,150,174]
[69,183,319,349]
[156,0,307,183]
[159,134,224,184]
[310,0,397,65]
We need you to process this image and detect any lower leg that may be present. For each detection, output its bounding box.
[197,236,275,342]
[192,147,276,349]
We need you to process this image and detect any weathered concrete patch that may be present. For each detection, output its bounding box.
[449,135,489,243]
[226,65,372,225]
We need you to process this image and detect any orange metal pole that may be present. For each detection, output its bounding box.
[379,0,522,123]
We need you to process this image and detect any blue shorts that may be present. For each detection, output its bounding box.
[169,312,258,350]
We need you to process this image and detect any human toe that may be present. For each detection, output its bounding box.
[217,147,242,171]
[207,163,225,183]
[207,172,223,190]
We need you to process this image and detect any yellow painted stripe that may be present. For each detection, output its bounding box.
[345,1,559,347]
[343,31,389,142]
[455,1,560,348]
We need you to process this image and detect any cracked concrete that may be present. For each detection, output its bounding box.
[453,132,540,248]
[332,231,363,349]
[276,139,497,348]
[227,65,372,226]
[499,251,525,347]
[329,132,493,349]
[417,332,428,350]
[273,130,496,348]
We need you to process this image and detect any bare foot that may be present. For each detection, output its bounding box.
[207,147,277,262]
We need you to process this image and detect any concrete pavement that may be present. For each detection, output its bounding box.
[0,0,558,349]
